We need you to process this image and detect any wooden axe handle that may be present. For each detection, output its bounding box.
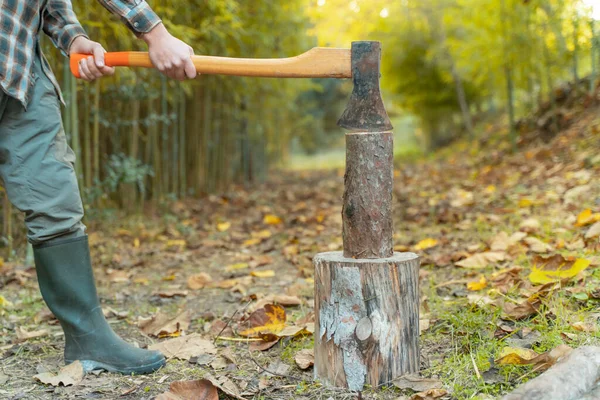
[70,47,351,79]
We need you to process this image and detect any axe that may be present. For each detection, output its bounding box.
[70,41,393,132]
[72,43,416,390]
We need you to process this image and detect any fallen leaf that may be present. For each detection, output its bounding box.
[242,238,262,247]
[263,214,282,225]
[490,232,526,251]
[251,294,302,311]
[217,222,231,232]
[239,304,286,337]
[467,294,495,306]
[187,273,213,290]
[495,347,539,365]
[149,333,217,360]
[15,326,48,342]
[410,388,448,400]
[502,300,539,320]
[157,290,188,298]
[414,238,438,251]
[585,221,600,238]
[393,374,443,392]
[156,379,218,400]
[495,344,572,371]
[520,218,540,233]
[295,349,314,370]
[455,252,506,268]
[252,230,272,239]
[138,311,190,338]
[571,322,598,333]
[0,295,13,309]
[524,237,554,253]
[528,255,591,284]
[249,339,279,351]
[107,270,130,283]
[34,361,84,387]
[250,270,275,278]
[467,275,487,291]
[225,262,249,272]
[205,373,244,400]
[575,209,600,227]
[34,308,55,324]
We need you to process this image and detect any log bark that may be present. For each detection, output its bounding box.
[343,131,393,259]
[313,251,420,391]
[502,346,600,400]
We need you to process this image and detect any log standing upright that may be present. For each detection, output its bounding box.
[313,41,421,391]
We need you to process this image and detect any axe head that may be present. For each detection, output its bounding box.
[338,41,393,132]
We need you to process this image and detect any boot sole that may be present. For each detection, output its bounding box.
[67,357,166,375]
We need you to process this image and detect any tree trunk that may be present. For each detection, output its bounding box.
[314,252,420,391]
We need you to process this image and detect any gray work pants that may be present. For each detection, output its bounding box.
[0,56,86,245]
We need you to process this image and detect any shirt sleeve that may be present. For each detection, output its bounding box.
[96,0,162,35]
[42,0,89,55]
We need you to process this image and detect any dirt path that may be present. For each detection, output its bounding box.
[1,109,600,399]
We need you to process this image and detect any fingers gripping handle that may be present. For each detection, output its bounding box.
[70,52,152,78]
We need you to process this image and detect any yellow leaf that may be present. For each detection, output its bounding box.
[239,304,286,337]
[251,270,275,278]
[162,274,176,281]
[575,209,600,227]
[484,185,496,194]
[133,238,140,248]
[217,222,231,232]
[243,238,262,247]
[166,240,186,250]
[528,255,591,285]
[252,230,272,239]
[519,198,534,208]
[414,238,438,251]
[467,276,487,291]
[263,214,282,225]
[496,347,540,365]
[0,295,13,309]
[225,263,249,272]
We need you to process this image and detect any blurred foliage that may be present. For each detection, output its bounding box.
[310,0,597,149]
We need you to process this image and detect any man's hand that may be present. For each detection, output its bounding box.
[142,23,197,81]
[69,37,115,81]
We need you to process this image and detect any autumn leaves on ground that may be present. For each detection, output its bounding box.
[1,109,600,399]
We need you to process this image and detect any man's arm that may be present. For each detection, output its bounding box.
[96,0,197,80]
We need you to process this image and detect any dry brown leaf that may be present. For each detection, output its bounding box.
[410,388,448,400]
[34,308,56,324]
[495,344,572,372]
[295,349,314,370]
[571,322,598,333]
[502,300,539,320]
[490,232,526,251]
[419,319,431,334]
[251,294,302,312]
[393,374,443,392]
[138,311,190,338]
[15,326,48,342]
[107,270,130,283]
[249,339,279,351]
[149,333,217,360]
[455,252,506,268]
[520,218,541,233]
[157,290,189,298]
[524,237,554,253]
[34,361,84,387]
[585,221,600,239]
[155,379,218,400]
[205,373,244,400]
[187,273,213,290]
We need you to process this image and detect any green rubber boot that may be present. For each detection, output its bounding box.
[33,235,165,374]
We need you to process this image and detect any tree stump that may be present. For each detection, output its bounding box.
[314,252,420,391]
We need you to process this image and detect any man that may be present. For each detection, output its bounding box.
[0,0,197,374]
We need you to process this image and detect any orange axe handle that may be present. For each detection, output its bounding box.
[70,48,352,79]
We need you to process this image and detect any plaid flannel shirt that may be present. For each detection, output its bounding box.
[0,0,161,108]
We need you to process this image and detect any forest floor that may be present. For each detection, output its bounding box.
[1,106,600,400]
